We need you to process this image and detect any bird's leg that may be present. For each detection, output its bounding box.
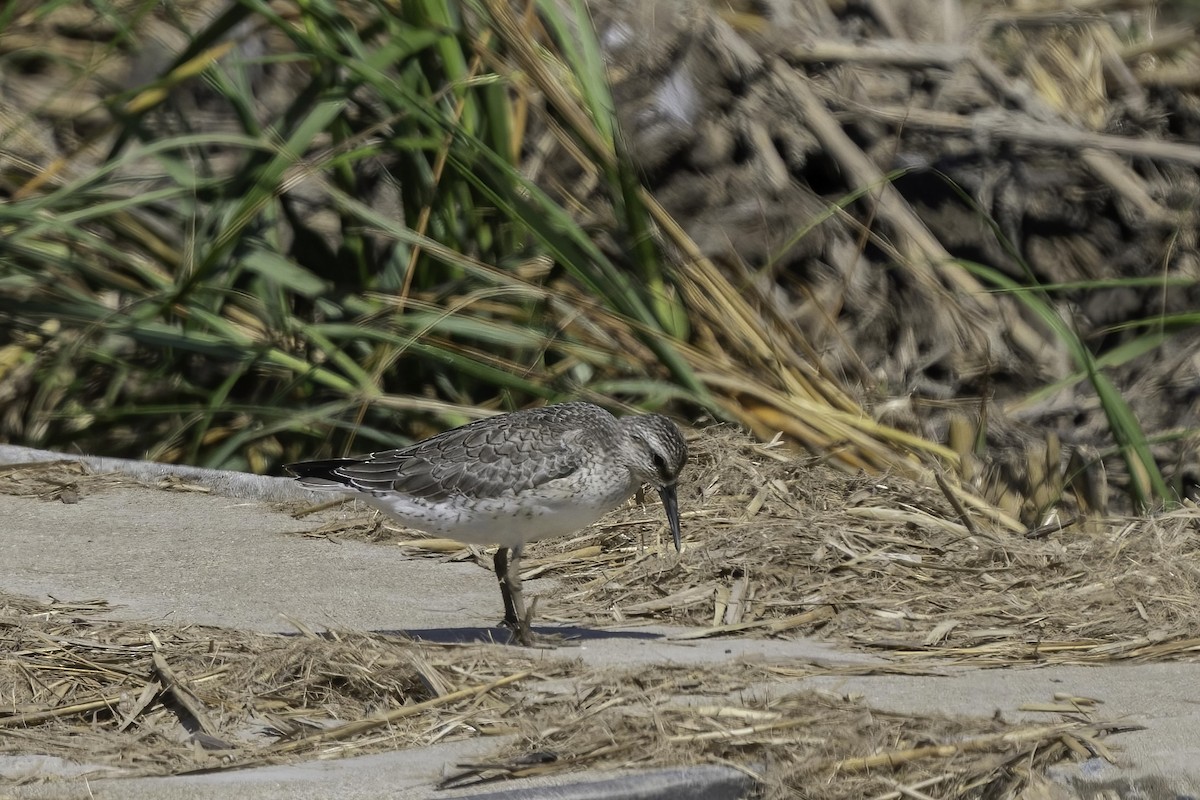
[494,545,565,647]
[493,546,522,630]
[505,545,538,646]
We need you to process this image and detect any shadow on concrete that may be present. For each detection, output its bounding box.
[390,625,665,645]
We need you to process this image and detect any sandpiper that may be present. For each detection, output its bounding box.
[285,402,688,645]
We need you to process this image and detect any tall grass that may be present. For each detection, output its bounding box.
[0,0,958,489]
[0,0,684,469]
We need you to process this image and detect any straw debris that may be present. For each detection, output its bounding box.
[0,594,556,777]
[1,594,1128,798]
[442,662,1131,799]
[0,450,1155,795]
[310,427,1200,665]
[0,461,138,503]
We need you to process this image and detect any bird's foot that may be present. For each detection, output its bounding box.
[501,598,569,648]
[511,622,566,648]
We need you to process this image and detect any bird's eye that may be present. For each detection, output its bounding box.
[651,451,668,477]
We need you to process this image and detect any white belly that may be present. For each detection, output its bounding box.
[356,480,635,549]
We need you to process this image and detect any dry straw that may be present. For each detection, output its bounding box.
[0,450,1157,795]
[1,594,1127,798]
[342,428,1200,666]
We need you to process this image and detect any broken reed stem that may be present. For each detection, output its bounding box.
[267,670,532,754]
[153,652,219,736]
[668,606,836,640]
[117,679,163,732]
[934,471,979,536]
[865,774,952,800]
[667,717,821,743]
[846,102,1200,168]
[0,695,124,726]
[823,722,1081,772]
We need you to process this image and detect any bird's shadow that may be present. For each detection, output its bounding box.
[375,624,663,645]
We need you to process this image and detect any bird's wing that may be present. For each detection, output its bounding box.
[296,407,610,501]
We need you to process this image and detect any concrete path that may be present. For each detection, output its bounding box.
[2,445,1198,799]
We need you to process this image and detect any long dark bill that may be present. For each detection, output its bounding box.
[658,484,682,552]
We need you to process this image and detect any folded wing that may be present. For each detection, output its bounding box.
[287,410,602,501]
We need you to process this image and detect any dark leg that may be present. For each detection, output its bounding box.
[493,546,522,630]
[505,545,534,645]
[494,545,563,647]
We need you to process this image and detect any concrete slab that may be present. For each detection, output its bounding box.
[2,446,1199,800]
[0,483,516,636]
[6,744,751,800]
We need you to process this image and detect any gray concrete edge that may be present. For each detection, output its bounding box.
[450,765,754,800]
[0,445,319,504]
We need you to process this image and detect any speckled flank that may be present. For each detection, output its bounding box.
[285,402,688,549]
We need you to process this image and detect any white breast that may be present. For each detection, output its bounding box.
[357,472,638,549]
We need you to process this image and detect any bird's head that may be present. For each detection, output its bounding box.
[620,414,688,551]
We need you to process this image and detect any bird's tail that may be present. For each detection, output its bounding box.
[285,459,358,488]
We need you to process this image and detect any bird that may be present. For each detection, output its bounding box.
[285,401,688,645]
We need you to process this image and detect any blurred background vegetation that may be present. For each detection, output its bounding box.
[1,0,1198,521]
[0,0,697,471]
[0,0,920,472]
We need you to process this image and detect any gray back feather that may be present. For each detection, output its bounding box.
[322,402,618,501]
